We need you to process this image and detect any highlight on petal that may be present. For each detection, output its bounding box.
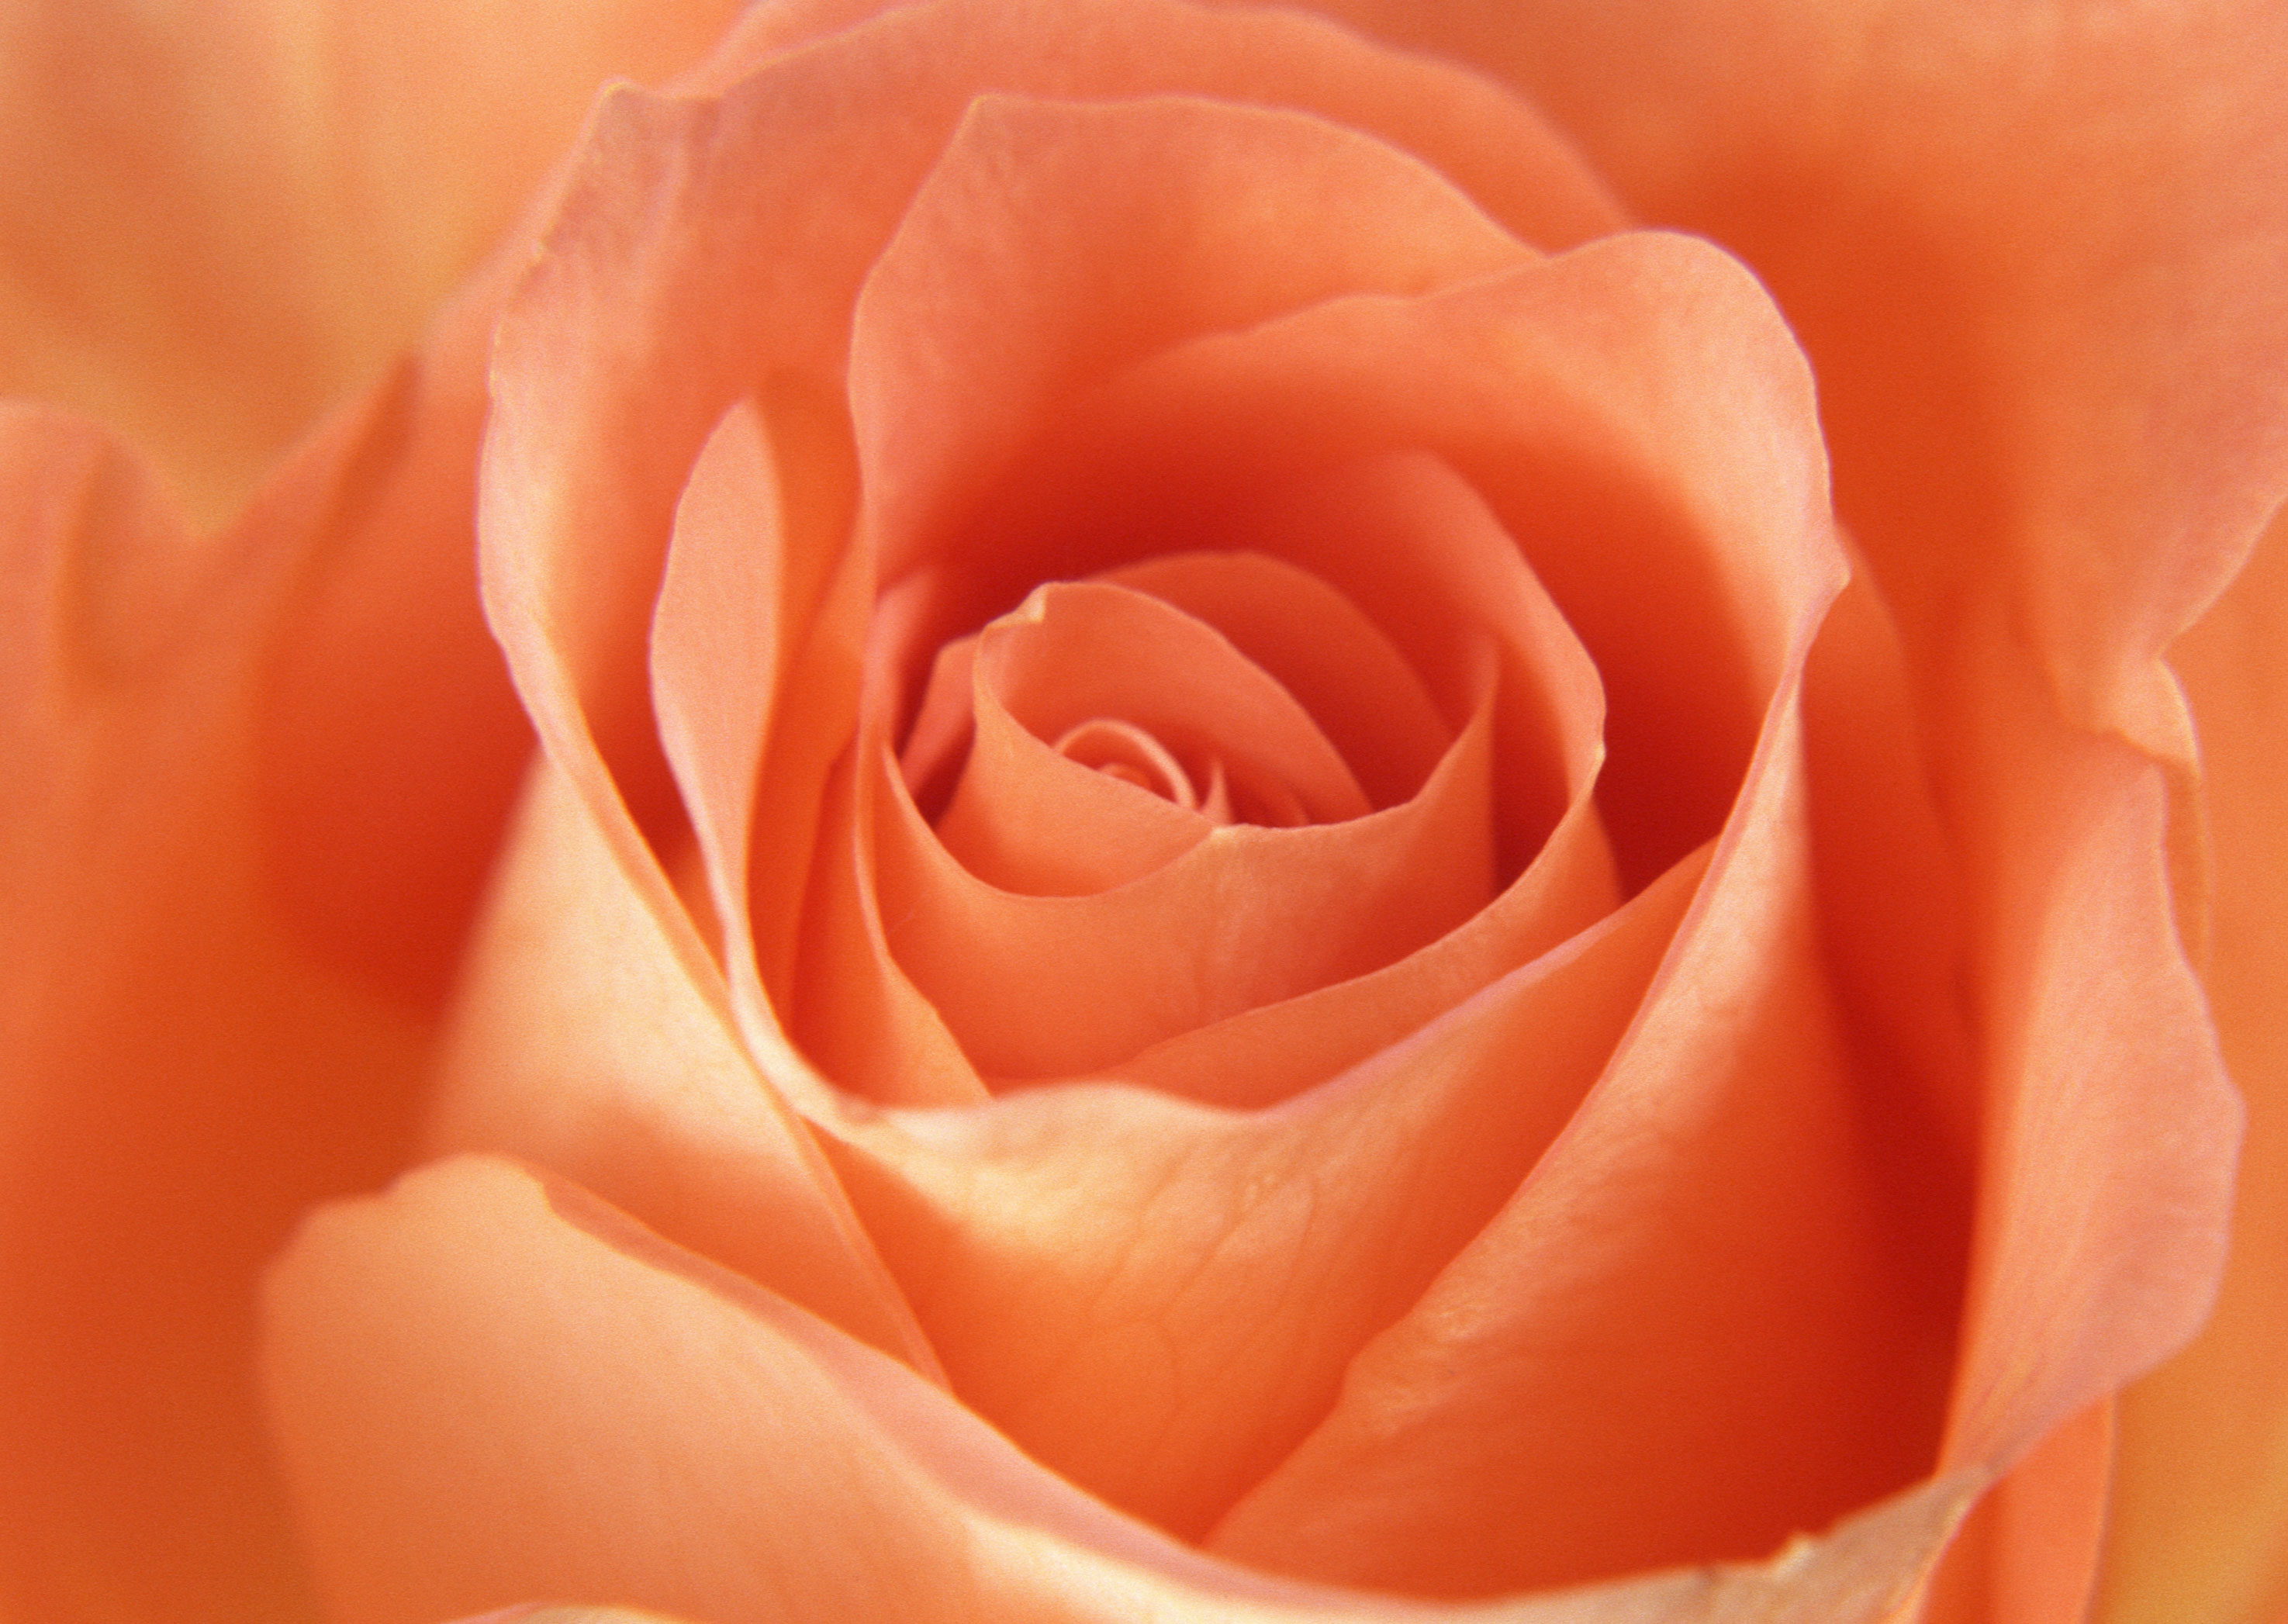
[423,752,930,1373]
[1207,690,1958,1595]
[848,88,1534,598]
[830,852,1695,1546]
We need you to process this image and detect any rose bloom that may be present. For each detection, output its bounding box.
[3,1,2284,1622]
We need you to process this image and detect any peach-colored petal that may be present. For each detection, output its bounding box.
[802,221,1880,1580]
[261,1154,1985,1624]
[792,747,996,1109]
[0,0,742,529]
[1291,0,2288,767]
[1017,232,1827,886]
[873,696,1488,1077]
[1208,679,1958,1596]
[968,579,1373,830]
[831,850,1696,1545]
[2100,503,2288,1624]
[918,648,1227,893]
[646,389,873,1082]
[1919,1401,2113,1624]
[1931,618,2239,1477]
[250,243,534,1012]
[1289,7,2268,1608]
[0,406,440,1621]
[1104,551,1453,812]
[858,451,1621,1112]
[848,90,1531,603]
[423,752,929,1372]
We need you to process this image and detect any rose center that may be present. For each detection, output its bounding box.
[1051,717,1235,824]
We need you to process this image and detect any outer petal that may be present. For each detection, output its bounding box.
[2099,503,2288,1624]
[0,406,431,1621]
[1290,0,2288,758]
[0,0,742,528]
[263,1154,1989,1624]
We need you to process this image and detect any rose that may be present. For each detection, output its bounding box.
[4,0,2269,1619]
[2,5,2282,1624]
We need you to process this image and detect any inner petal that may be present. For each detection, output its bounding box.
[985,579,1370,827]
[870,693,1497,1079]
[1051,719,1232,823]
[907,579,1377,899]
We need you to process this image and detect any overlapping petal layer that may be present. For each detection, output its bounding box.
[265,1155,1988,1624]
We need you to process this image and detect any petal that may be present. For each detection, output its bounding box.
[831,855,1694,1544]
[848,89,1533,604]
[648,386,870,1066]
[263,1156,2003,1624]
[1920,1401,2113,1624]
[423,752,931,1373]
[1208,686,1961,1595]
[1931,619,2239,1476]
[267,1155,1741,1624]
[1011,233,1832,889]
[873,691,1491,1080]
[1104,549,1453,812]
[1296,0,2288,763]
[966,578,1374,831]
[250,245,533,1012]
[0,406,435,1620]
[2099,503,2288,1624]
[0,0,744,529]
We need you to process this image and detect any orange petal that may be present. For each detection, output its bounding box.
[1294,0,2288,767]
[848,90,1533,602]
[264,1156,2012,1624]
[0,0,742,530]
[830,852,1694,1543]
[1920,1401,2113,1624]
[0,406,436,1620]
[647,389,871,1066]
[1300,4,2272,1605]
[265,1154,1699,1624]
[1208,689,1958,1595]
[835,450,1623,1112]
[1931,620,2238,1478]
[872,682,1489,1078]
[250,238,533,1013]
[998,231,1833,889]
[423,752,929,1372]
[1104,550,1453,812]
[967,578,1373,831]
[2099,503,2288,1624]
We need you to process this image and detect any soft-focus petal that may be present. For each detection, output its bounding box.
[0,406,432,1621]
[0,0,743,527]
[2100,503,2288,1624]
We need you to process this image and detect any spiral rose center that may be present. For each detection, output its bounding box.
[1050,717,1237,824]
